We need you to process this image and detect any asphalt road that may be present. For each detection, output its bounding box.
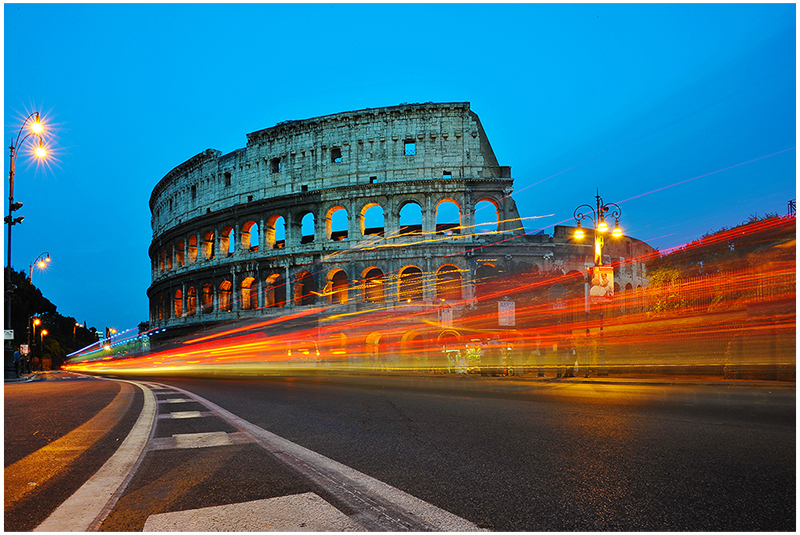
[145,374,796,531]
[5,372,795,531]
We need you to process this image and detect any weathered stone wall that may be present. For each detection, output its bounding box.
[146,102,653,340]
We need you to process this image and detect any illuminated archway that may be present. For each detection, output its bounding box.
[399,266,423,302]
[362,267,385,303]
[436,264,462,301]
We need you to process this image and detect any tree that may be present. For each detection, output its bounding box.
[4,267,99,367]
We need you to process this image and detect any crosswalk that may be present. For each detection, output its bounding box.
[38,380,482,532]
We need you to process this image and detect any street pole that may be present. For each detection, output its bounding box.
[5,112,47,378]
[573,190,622,378]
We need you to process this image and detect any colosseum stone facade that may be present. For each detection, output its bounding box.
[147,102,653,357]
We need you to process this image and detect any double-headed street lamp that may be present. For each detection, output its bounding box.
[5,112,49,377]
[30,252,51,285]
[573,190,623,377]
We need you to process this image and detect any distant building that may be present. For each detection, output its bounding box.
[147,102,653,351]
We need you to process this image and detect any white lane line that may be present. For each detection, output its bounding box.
[34,380,157,532]
[158,398,193,404]
[166,384,483,532]
[143,492,360,532]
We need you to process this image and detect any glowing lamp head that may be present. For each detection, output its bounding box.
[37,260,46,269]
[33,318,41,326]
[611,220,623,238]
[31,120,44,135]
[574,221,585,240]
[41,329,48,337]
[597,218,609,233]
[34,142,47,159]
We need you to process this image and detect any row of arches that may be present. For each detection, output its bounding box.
[153,197,504,276]
[152,263,467,321]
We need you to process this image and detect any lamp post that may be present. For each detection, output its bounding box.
[29,252,51,285]
[573,189,623,377]
[40,329,48,371]
[5,112,48,378]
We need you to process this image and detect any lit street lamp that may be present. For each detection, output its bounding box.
[5,111,49,378]
[573,190,623,377]
[40,329,48,371]
[29,252,51,285]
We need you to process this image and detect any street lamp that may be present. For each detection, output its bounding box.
[5,111,49,378]
[29,252,51,285]
[573,190,623,377]
[40,329,48,371]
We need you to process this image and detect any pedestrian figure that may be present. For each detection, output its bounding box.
[13,350,20,377]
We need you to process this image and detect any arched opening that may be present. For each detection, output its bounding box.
[329,269,349,304]
[300,213,315,244]
[327,206,349,241]
[242,221,259,252]
[436,199,461,235]
[220,226,235,256]
[175,241,185,267]
[241,277,257,310]
[364,332,385,369]
[400,331,424,369]
[202,231,215,260]
[399,266,423,302]
[173,289,183,317]
[294,271,316,306]
[158,295,164,320]
[436,265,463,301]
[166,246,173,271]
[265,273,286,308]
[188,235,198,264]
[399,202,422,235]
[159,250,165,273]
[201,283,214,313]
[219,280,233,312]
[363,267,385,303]
[186,286,197,316]
[265,215,286,249]
[361,204,385,237]
[474,199,499,234]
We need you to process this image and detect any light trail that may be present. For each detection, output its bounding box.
[65,215,795,380]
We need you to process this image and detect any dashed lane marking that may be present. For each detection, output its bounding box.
[142,492,360,532]
[161,411,204,419]
[149,431,254,451]
[158,398,193,404]
[162,383,484,531]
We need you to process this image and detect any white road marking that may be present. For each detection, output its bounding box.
[34,381,157,532]
[165,383,483,531]
[168,411,203,419]
[158,398,193,404]
[143,492,360,532]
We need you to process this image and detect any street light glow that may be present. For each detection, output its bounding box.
[30,120,43,134]
[34,142,47,158]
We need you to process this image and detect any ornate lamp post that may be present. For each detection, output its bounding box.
[29,252,51,285]
[573,190,623,377]
[5,112,49,377]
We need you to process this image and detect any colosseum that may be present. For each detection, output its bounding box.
[147,102,653,366]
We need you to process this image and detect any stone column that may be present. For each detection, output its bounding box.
[422,193,435,234]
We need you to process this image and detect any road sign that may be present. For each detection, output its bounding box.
[20,344,28,355]
[498,300,515,326]
[4,330,13,340]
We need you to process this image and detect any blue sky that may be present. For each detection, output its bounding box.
[4,3,795,332]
